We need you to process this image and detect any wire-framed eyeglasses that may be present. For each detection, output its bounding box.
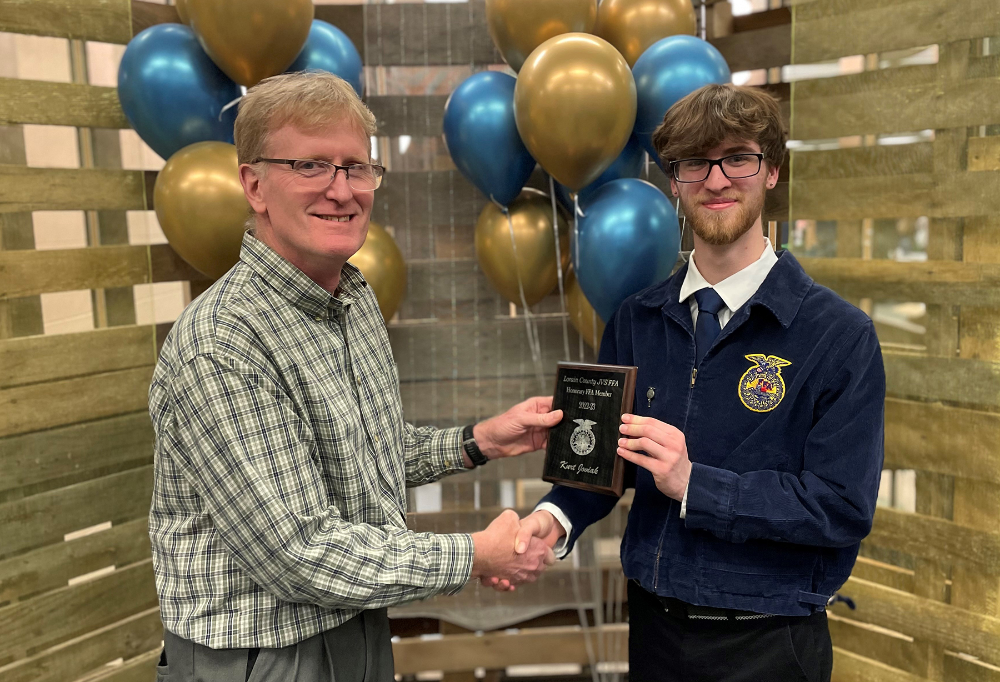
[253,158,386,191]
[669,153,764,183]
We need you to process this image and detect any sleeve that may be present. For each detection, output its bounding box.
[166,353,474,610]
[534,315,631,557]
[684,320,886,547]
[401,423,468,487]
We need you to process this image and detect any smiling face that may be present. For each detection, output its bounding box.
[670,139,780,247]
[239,119,374,288]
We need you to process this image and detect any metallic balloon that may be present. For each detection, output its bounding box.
[348,221,407,323]
[485,0,597,73]
[565,269,605,351]
[154,142,249,279]
[633,35,731,159]
[186,0,314,87]
[444,72,536,207]
[555,134,646,211]
[175,0,190,25]
[286,20,364,97]
[573,179,679,322]
[596,0,696,67]
[475,188,570,307]
[118,24,241,161]
[515,33,636,191]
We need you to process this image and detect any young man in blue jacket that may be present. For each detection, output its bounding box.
[514,84,886,681]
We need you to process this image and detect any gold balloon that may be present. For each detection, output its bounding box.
[514,33,636,191]
[175,0,190,25]
[154,142,248,279]
[185,0,314,87]
[348,221,407,323]
[485,0,597,73]
[566,269,605,350]
[596,0,697,67]
[475,188,570,307]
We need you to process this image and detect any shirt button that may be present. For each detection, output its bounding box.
[314,316,322,322]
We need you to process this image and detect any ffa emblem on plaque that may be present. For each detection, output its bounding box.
[569,419,597,456]
[739,354,792,413]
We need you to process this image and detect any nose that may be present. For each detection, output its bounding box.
[324,167,354,201]
[703,163,732,192]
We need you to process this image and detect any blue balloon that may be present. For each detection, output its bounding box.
[555,134,646,211]
[118,24,241,161]
[573,179,679,322]
[443,72,536,207]
[287,20,364,97]
[633,35,731,160]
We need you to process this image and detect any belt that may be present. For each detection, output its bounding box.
[656,595,775,622]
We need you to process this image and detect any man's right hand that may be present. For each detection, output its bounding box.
[471,509,556,591]
[514,510,566,554]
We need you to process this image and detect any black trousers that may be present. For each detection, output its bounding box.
[627,580,833,682]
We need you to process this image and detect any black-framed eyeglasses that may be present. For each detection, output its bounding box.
[253,158,386,191]
[669,153,764,183]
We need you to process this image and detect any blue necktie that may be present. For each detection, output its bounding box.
[694,288,725,366]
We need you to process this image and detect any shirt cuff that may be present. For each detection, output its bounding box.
[679,481,689,519]
[534,502,573,559]
[683,462,738,536]
[433,532,476,595]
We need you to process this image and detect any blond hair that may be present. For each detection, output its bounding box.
[652,84,786,170]
[234,71,377,164]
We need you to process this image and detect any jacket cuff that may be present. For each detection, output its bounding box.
[683,462,738,537]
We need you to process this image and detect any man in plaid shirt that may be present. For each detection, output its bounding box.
[148,72,560,682]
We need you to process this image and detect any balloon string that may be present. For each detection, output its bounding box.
[549,175,571,362]
[502,205,546,393]
[572,193,581,276]
[219,94,243,120]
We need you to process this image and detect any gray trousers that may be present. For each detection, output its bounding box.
[156,610,394,682]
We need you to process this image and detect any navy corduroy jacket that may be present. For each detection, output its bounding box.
[540,251,885,616]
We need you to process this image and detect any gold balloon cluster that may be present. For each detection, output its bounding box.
[565,269,605,350]
[349,222,408,323]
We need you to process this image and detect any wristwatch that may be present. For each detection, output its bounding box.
[461,424,489,467]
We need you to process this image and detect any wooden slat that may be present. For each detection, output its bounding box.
[0,560,157,666]
[0,517,150,604]
[944,652,1000,682]
[831,646,927,682]
[884,353,1000,408]
[791,143,933,181]
[0,165,146,214]
[793,0,1000,65]
[851,556,915,593]
[969,135,1000,173]
[791,61,1000,140]
[363,1,501,67]
[0,365,154,438]
[709,23,790,72]
[0,325,155,388]
[0,78,128,129]
[0,466,152,560]
[830,577,1000,663]
[884,399,1000,485]
[367,95,448,138]
[86,648,161,682]
[829,614,924,678]
[866,507,1000,570]
[0,412,153,496]
[0,0,132,45]
[0,608,160,682]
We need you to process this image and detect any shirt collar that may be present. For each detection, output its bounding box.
[239,230,367,319]
[678,237,777,314]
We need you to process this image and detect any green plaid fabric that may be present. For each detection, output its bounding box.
[149,231,474,649]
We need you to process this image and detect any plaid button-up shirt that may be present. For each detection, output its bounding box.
[149,231,474,649]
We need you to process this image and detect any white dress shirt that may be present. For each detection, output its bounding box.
[539,238,778,556]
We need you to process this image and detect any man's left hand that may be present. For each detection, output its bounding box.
[473,396,563,461]
[616,414,691,500]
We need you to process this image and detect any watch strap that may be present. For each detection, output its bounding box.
[462,424,488,467]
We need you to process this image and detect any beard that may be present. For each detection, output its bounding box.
[681,182,767,247]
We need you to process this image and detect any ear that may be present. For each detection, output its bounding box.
[669,176,679,197]
[239,164,267,215]
[765,164,780,189]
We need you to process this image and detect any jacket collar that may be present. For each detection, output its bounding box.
[636,250,812,329]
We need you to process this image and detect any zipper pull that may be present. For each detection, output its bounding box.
[690,368,698,387]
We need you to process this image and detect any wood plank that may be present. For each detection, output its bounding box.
[391,624,628,675]
[0,78,128,129]
[851,556,915,593]
[0,560,157,665]
[969,135,1000,173]
[368,95,448,138]
[85,648,161,682]
[884,399,1000,485]
[884,353,1000,408]
[0,608,160,682]
[363,1,501,67]
[0,412,153,497]
[129,0,177,36]
[792,143,932,181]
[831,646,927,682]
[829,614,925,678]
[0,517,150,604]
[0,325,155,389]
[0,0,132,45]
[0,165,146,214]
[829,577,1000,663]
[865,507,1000,571]
[0,365,154,439]
[0,466,152,560]
[793,0,1000,65]
[944,651,1000,682]
[709,23,790,72]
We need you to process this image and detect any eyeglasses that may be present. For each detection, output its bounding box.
[253,158,385,191]
[669,153,764,183]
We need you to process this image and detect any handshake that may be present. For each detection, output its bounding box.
[470,508,566,591]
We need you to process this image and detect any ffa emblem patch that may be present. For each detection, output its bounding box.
[738,354,792,413]
[570,419,597,456]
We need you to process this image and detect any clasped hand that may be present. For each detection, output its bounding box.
[472,509,566,592]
